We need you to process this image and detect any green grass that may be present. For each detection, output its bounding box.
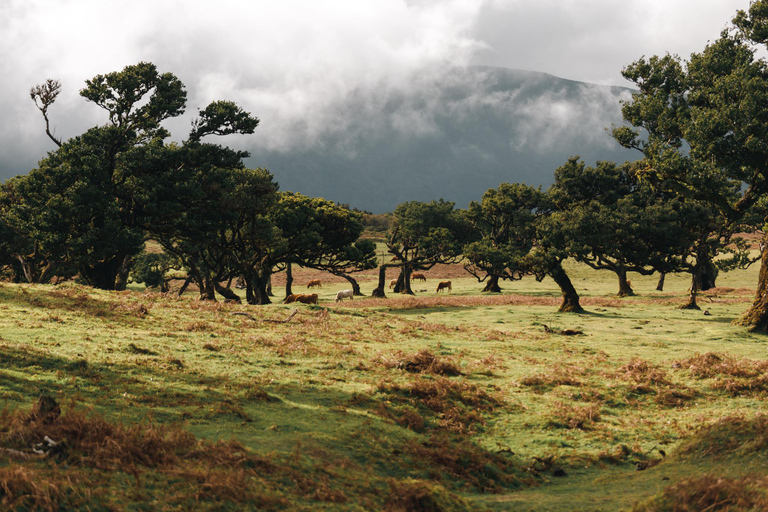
[1,260,768,510]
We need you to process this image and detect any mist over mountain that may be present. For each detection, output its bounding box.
[246,66,638,213]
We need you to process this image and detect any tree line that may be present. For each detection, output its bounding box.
[4,2,768,330]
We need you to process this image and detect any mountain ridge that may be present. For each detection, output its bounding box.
[247,65,638,213]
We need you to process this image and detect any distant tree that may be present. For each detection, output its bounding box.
[269,193,377,297]
[372,200,473,297]
[464,183,546,292]
[129,251,178,292]
[544,158,702,297]
[612,4,768,328]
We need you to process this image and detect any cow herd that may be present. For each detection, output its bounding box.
[286,276,451,304]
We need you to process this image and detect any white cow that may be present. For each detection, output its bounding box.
[335,289,354,302]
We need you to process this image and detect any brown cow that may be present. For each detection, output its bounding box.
[296,293,319,304]
[307,279,322,289]
[412,273,426,281]
[436,281,452,293]
[285,293,318,304]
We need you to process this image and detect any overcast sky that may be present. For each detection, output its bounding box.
[0,0,753,180]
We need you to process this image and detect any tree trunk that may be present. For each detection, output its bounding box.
[267,274,274,297]
[214,281,241,303]
[394,265,415,295]
[550,264,583,313]
[482,275,502,293]
[735,241,768,330]
[199,277,216,301]
[372,264,396,298]
[245,269,272,305]
[80,256,124,290]
[114,255,133,291]
[656,272,666,291]
[681,268,702,310]
[337,272,362,295]
[616,268,634,297]
[736,271,768,329]
[177,276,193,297]
[699,255,718,291]
[285,262,294,297]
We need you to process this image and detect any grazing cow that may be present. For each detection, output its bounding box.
[307,279,322,289]
[436,281,452,293]
[389,279,397,289]
[335,289,354,302]
[412,273,426,281]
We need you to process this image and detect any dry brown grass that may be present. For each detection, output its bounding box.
[519,363,586,390]
[377,349,463,376]
[339,294,626,310]
[677,414,768,458]
[376,377,503,434]
[546,402,602,430]
[400,434,530,493]
[674,353,768,396]
[612,358,697,407]
[634,474,768,512]
[0,403,285,510]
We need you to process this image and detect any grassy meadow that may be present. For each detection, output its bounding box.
[2,259,768,510]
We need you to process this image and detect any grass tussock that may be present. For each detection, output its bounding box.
[616,358,696,407]
[384,479,469,512]
[674,352,768,396]
[519,364,586,390]
[376,377,502,434]
[633,474,768,512]
[0,402,287,510]
[677,414,768,458]
[379,349,463,376]
[401,435,531,493]
[546,401,602,430]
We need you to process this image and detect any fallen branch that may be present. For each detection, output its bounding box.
[0,447,46,461]
[231,309,298,324]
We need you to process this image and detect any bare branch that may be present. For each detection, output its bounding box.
[30,78,62,147]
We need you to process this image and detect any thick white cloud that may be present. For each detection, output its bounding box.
[0,0,752,179]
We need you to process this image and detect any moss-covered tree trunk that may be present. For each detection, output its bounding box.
[616,267,634,297]
[550,264,583,313]
[482,275,502,293]
[735,243,768,331]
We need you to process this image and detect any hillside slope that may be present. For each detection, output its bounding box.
[249,66,637,212]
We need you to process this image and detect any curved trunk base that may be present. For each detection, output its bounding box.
[734,244,768,332]
[482,275,502,293]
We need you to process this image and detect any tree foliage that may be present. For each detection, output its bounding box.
[464,183,546,292]
[373,200,472,297]
[613,3,768,326]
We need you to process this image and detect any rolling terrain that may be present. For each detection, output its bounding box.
[1,261,768,510]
